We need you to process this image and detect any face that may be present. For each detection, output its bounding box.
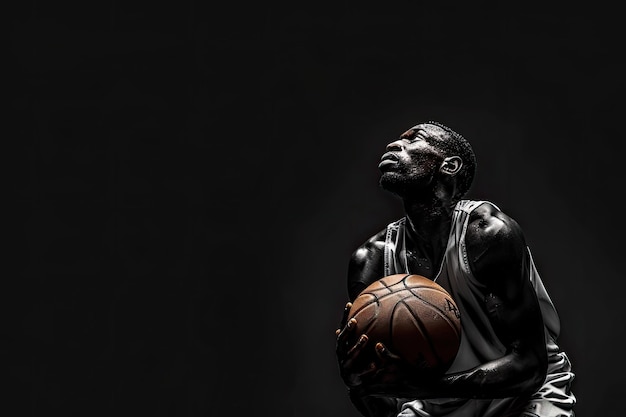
[378,124,447,196]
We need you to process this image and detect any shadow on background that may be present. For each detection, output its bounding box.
[10,1,625,416]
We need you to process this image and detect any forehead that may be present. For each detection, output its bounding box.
[400,123,447,141]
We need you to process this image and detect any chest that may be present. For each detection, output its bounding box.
[404,247,441,280]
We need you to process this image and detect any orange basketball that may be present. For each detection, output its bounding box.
[347,274,461,374]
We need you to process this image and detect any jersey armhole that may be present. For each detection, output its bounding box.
[458,200,501,288]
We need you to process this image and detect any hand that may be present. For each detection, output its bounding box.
[335,302,377,388]
[358,342,437,399]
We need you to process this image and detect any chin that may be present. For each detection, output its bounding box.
[380,173,430,199]
[379,172,406,195]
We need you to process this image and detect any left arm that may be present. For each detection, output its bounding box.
[362,204,548,399]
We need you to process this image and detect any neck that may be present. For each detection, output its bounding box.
[402,195,457,249]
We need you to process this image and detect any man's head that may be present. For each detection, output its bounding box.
[378,121,476,202]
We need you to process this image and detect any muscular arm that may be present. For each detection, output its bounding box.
[341,229,400,417]
[425,203,548,399]
[347,229,387,302]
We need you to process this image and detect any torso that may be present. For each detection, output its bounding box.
[347,200,575,416]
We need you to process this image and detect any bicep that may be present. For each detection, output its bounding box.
[467,208,547,356]
[485,263,546,354]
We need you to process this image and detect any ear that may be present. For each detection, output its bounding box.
[440,156,463,176]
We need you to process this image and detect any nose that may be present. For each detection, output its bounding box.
[385,140,403,151]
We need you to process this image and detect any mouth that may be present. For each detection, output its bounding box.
[378,152,399,169]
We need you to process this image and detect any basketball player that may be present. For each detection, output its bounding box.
[335,122,576,417]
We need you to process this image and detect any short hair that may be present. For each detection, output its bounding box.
[424,121,476,199]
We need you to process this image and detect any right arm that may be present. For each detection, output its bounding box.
[338,229,399,417]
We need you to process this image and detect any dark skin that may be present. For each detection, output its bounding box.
[335,124,548,417]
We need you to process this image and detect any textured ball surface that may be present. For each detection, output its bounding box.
[348,274,461,373]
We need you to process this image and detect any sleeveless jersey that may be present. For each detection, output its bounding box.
[383,200,576,417]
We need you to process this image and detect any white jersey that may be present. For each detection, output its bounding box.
[383,200,576,417]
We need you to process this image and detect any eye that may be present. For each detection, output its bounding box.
[408,133,425,143]
[400,129,426,143]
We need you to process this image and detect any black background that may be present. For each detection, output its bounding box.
[10,1,625,416]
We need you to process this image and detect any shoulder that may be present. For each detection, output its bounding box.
[349,228,387,271]
[347,228,387,300]
[465,202,527,285]
[466,202,523,244]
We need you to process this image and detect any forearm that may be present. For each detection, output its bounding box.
[424,350,546,399]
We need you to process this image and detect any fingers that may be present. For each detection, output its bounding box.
[347,334,369,357]
[337,322,368,371]
[335,318,358,357]
[340,333,369,374]
[343,301,352,316]
[335,302,353,336]
[336,317,357,341]
[375,342,401,362]
[374,342,386,357]
[340,301,352,328]
[338,333,372,387]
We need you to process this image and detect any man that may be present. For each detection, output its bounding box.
[335,122,576,417]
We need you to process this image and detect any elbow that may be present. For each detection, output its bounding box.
[524,368,545,396]
[519,351,548,396]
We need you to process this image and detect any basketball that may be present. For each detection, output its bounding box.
[347,274,461,374]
